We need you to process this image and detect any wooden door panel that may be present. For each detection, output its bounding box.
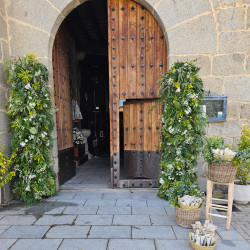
[123,100,161,178]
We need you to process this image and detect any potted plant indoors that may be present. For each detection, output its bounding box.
[167,175,204,228]
[233,126,250,204]
[203,137,237,183]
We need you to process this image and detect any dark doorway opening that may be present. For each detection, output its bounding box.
[54,0,111,187]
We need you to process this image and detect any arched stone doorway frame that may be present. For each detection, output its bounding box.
[48,0,169,189]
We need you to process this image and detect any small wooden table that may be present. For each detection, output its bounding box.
[205,180,234,231]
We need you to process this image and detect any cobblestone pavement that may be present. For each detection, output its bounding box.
[0,188,249,250]
[220,203,250,245]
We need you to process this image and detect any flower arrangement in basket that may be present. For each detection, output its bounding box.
[202,137,238,183]
[73,128,84,145]
[166,176,204,228]
[189,220,218,249]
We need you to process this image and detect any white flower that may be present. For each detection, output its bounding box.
[20,142,26,147]
[185,107,192,115]
[169,126,174,134]
[29,103,36,108]
[24,118,28,122]
[29,135,34,140]
[25,186,30,191]
[28,96,32,100]
[46,141,50,146]
[25,84,31,89]
[159,178,164,185]
[176,87,181,93]
[25,139,28,143]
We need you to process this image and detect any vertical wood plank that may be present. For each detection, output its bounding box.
[123,103,130,151]
[145,10,155,98]
[130,102,137,151]
[151,100,160,151]
[143,101,152,151]
[137,101,144,151]
[127,0,137,99]
[118,0,128,99]
[136,3,146,99]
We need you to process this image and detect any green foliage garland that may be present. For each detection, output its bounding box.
[158,61,207,199]
[5,54,56,203]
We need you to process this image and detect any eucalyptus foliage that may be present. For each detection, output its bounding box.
[5,54,56,203]
[158,61,207,199]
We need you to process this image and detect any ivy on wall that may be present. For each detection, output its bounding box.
[157,61,207,199]
[5,54,56,203]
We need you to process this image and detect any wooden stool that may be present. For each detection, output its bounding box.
[205,180,234,231]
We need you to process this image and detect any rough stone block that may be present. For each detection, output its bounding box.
[113,215,151,225]
[225,76,250,101]
[246,57,250,73]
[221,0,237,4]
[0,0,6,16]
[198,177,208,192]
[8,20,50,58]
[108,239,155,250]
[46,225,90,238]
[154,0,211,29]
[0,215,37,225]
[6,0,61,33]
[202,77,223,95]
[227,102,241,119]
[243,0,250,3]
[212,0,220,8]
[0,15,7,40]
[60,239,108,250]
[167,14,217,54]
[34,215,76,225]
[217,7,245,30]
[212,54,245,75]
[132,207,166,215]
[247,8,250,30]
[0,225,49,238]
[75,215,113,225]
[169,55,211,76]
[155,239,192,250]
[240,103,250,120]
[88,226,131,239]
[11,239,62,250]
[219,31,250,53]
[208,120,242,137]
[48,0,81,17]
[150,215,177,225]
[132,225,176,239]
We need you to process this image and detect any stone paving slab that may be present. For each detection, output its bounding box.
[131,192,158,200]
[63,206,98,215]
[75,215,113,225]
[0,215,37,225]
[113,215,151,225]
[97,206,131,215]
[11,239,62,250]
[59,239,108,250]
[84,199,116,206]
[116,199,147,207]
[164,206,175,215]
[150,215,177,225]
[73,192,103,200]
[44,206,66,215]
[103,193,132,199]
[172,225,191,240]
[49,192,77,200]
[132,207,166,215]
[216,240,250,249]
[155,239,192,250]
[0,239,17,250]
[132,225,176,239]
[34,215,76,225]
[108,239,155,250]
[0,226,49,239]
[0,225,10,235]
[217,227,246,241]
[88,226,131,239]
[147,199,170,207]
[45,225,90,238]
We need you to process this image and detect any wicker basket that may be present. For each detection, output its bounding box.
[175,205,203,228]
[178,197,202,210]
[208,161,238,183]
[189,232,218,250]
[213,153,235,162]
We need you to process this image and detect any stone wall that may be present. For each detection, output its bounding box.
[0,0,249,194]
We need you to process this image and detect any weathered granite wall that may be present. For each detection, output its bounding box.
[0,0,249,194]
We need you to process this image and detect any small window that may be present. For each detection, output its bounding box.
[203,96,227,122]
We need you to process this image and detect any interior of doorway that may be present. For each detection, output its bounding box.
[59,0,113,187]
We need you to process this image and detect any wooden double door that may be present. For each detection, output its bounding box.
[108,0,167,187]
